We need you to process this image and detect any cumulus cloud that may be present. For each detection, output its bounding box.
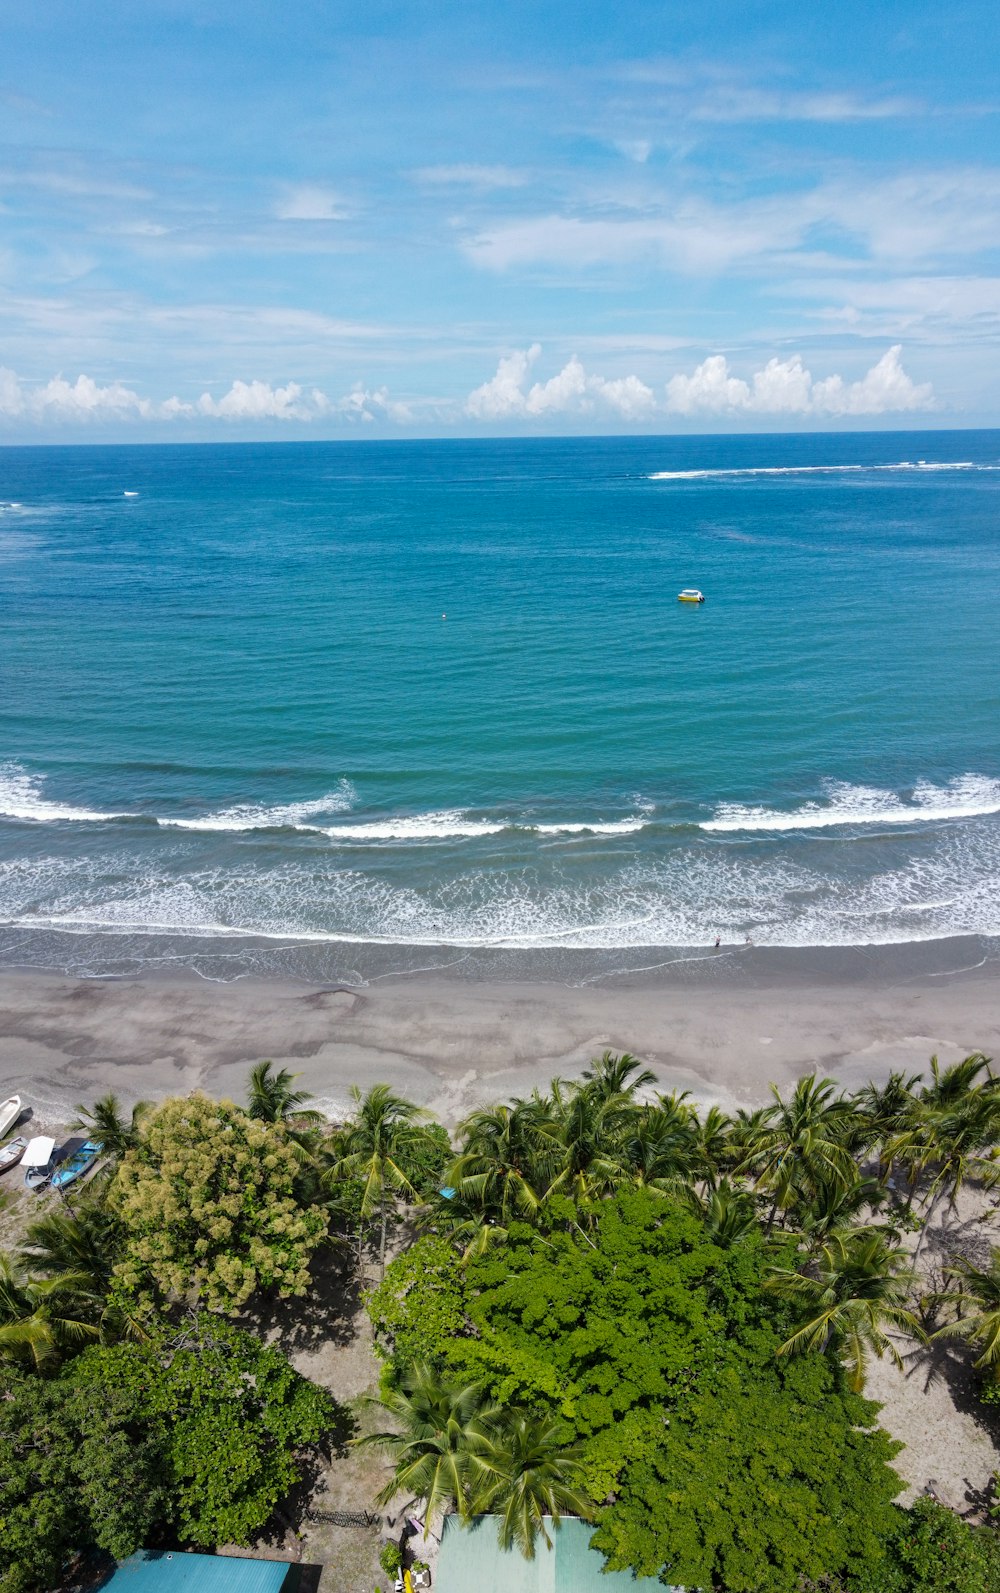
[0,367,336,425]
[665,346,934,417]
[335,384,414,424]
[191,378,330,420]
[274,184,349,221]
[466,345,656,420]
[0,365,154,419]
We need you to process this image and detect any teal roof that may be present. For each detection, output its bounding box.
[437,1517,669,1592]
[103,1551,289,1593]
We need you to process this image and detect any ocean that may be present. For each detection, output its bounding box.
[2,431,1000,982]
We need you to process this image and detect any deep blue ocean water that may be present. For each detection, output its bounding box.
[2,432,1000,976]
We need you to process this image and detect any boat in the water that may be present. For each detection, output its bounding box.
[678,588,705,603]
[0,1135,27,1174]
[22,1135,57,1192]
[0,1095,22,1138]
[50,1140,102,1191]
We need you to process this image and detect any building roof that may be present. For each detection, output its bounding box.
[100,1552,290,1593]
[437,1517,669,1593]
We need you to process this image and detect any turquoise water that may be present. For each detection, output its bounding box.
[2,433,1000,975]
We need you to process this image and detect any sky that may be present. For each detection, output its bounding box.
[2,0,1000,439]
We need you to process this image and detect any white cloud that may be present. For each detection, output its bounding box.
[0,365,153,419]
[335,384,414,424]
[691,89,919,123]
[466,345,656,420]
[193,379,330,420]
[414,164,527,189]
[274,185,349,221]
[665,346,934,416]
[0,367,335,425]
[463,167,1000,278]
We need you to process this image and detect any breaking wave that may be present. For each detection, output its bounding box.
[701,775,1000,833]
[649,461,996,481]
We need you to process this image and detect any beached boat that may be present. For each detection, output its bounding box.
[678,588,705,603]
[0,1095,22,1138]
[22,1135,56,1192]
[0,1135,27,1174]
[50,1140,102,1191]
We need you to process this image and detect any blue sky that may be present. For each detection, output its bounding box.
[2,0,999,437]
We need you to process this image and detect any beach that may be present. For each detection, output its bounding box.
[4,937,999,1130]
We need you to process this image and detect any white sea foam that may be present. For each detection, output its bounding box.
[648,461,992,481]
[701,775,1000,833]
[4,818,1000,950]
[0,763,129,824]
[162,785,357,832]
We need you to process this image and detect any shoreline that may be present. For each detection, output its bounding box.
[2,934,999,1129]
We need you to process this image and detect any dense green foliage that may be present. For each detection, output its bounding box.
[372,1190,905,1591]
[870,1497,1000,1593]
[0,1365,164,1593]
[113,1092,326,1312]
[5,1052,1000,1589]
[69,1320,338,1545]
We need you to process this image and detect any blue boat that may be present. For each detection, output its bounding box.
[50,1139,102,1191]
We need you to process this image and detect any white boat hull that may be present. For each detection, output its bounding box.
[0,1095,22,1139]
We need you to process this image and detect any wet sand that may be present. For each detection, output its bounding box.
[1,938,999,1129]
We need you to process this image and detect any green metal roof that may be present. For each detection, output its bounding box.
[102,1551,290,1593]
[437,1516,669,1592]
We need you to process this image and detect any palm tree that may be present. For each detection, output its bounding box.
[689,1105,735,1191]
[855,1070,922,1169]
[766,1229,921,1391]
[449,1097,558,1225]
[741,1076,859,1224]
[789,1170,887,1248]
[475,1410,591,1559]
[930,1247,1000,1380]
[546,1082,632,1205]
[21,1203,119,1293]
[358,1362,497,1529]
[333,1083,426,1275]
[0,1252,100,1372]
[886,1055,1000,1256]
[70,1092,149,1162]
[579,1051,656,1104]
[620,1102,697,1195]
[689,1178,759,1247]
[246,1060,323,1132]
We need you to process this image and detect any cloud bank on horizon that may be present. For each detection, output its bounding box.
[0,345,934,428]
[0,0,997,436]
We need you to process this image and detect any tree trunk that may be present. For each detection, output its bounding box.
[380,1190,388,1277]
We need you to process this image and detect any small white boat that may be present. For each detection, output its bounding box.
[0,1095,22,1138]
[678,588,705,604]
[0,1136,27,1174]
[22,1134,56,1192]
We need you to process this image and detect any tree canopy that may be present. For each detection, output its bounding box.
[112,1092,326,1313]
[371,1188,906,1593]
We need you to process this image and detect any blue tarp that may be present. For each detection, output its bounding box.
[103,1551,290,1593]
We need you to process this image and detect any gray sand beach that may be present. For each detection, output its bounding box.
[2,937,998,1129]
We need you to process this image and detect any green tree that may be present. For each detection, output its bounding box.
[359,1361,497,1529]
[476,1410,591,1558]
[0,1253,100,1373]
[449,1097,557,1224]
[333,1084,427,1276]
[69,1317,337,1547]
[246,1060,323,1137]
[741,1075,859,1223]
[0,1365,163,1593]
[930,1246,1000,1387]
[372,1189,906,1593]
[112,1092,325,1313]
[864,1497,1000,1593]
[767,1229,921,1391]
[70,1092,149,1162]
